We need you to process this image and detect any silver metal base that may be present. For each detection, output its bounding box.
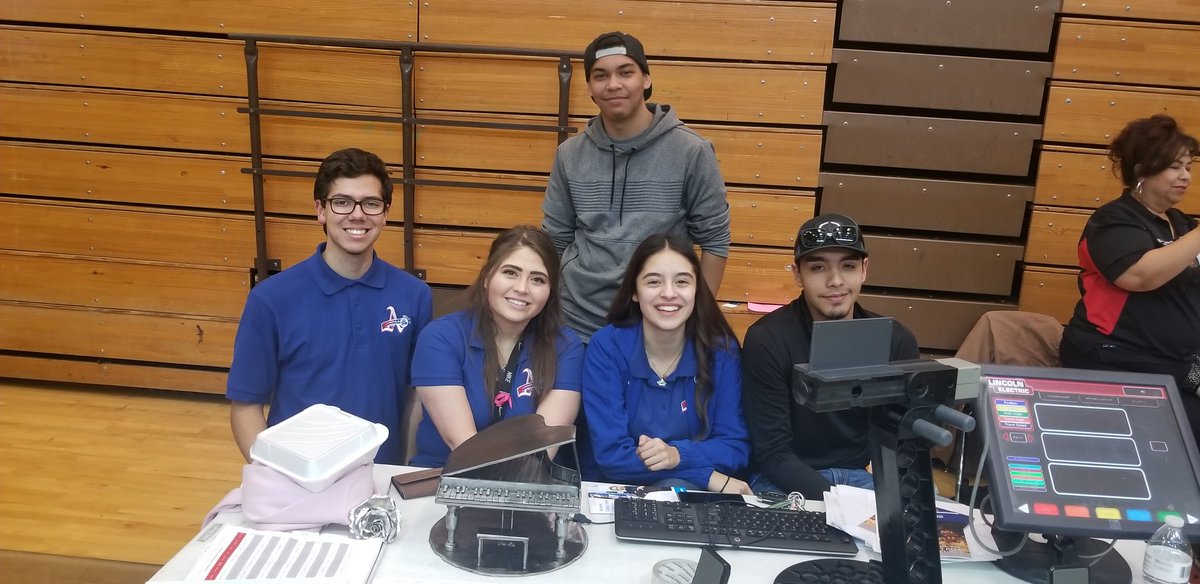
[429,507,587,576]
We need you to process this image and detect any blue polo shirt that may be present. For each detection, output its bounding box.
[227,243,432,465]
[410,310,585,468]
[582,322,750,486]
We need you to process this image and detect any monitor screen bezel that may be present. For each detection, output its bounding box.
[977,364,1200,540]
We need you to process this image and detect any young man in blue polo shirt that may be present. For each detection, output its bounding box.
[226,148,432,465]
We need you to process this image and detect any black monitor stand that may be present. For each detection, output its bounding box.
[990,529,1132,584]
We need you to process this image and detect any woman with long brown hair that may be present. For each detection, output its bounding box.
[581,233,751,492]
[410,226,583,467]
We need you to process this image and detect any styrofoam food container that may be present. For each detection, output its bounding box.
[249,404,388,493]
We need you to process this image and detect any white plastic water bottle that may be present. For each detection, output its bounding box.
[1142,515,1193,584]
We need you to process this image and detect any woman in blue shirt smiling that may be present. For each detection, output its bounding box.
[411,226,584,467]
[583,233,751,493]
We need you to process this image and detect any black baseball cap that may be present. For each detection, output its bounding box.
[584,31,653,100]
[794,213,868,260]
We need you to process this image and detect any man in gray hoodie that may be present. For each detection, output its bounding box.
[542,31,731,341]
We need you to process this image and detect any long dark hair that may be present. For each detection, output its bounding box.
[607,233,736,438]
[462,226,563,403]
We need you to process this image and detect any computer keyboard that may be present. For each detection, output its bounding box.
[614,499,859,556]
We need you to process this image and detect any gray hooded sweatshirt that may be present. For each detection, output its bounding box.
[542,104,731,341]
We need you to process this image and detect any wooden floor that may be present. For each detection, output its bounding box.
[0,379,243,567]
[0,376,964,577]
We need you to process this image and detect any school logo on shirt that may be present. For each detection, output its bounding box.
[515,368,535,397]
[680,400,688,413]
[380,306,411,333]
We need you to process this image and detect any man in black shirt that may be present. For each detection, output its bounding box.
[742,214,919,498]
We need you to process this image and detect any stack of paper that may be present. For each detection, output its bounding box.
[161,522,383,583]
[823,485,1000,563]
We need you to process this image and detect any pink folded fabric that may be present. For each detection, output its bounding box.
[203,462,377,531]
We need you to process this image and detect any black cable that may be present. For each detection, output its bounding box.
[571,512,614,525]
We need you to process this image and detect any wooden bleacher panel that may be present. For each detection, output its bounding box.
[0,251,248,319]
[415,54,827,125]
[418,0,836,63]
[1024,207,1090,268]
[1018,267,1081,324]
[412,111,566,174]
[413,229,494,286]
[0,302,236,369]
[717,247,800,305]
[257,44,403,109]
[0,26,245,96]
[0,143,253,211]
[0,0,417,40]
[414,170,545,228]
[700,126,823,188]
[1055,19,1200,88]
[0,354,226,394]
[865,236,1024,296]
[0,199,255,268]
[1034,146,1124,210]
[0,84,248,153]
[258,100,405,162]
[727,189,815,247]
[411,111,823,187]
[858,295,1012,352]
[1043,82,1200,146]
[1059,0,1200,24]
[820,172,1033,237]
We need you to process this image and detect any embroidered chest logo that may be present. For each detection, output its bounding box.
[380,306,411,333]
[515,368,535,397]
[680,400,688,413]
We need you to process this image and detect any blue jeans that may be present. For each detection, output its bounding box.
[750,468,874,495]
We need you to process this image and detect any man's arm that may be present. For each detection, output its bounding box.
[699,251,727,295]
[540,153,577,255]
[683,142,731,294]
[741,325,832,498]
[230,401,267,462]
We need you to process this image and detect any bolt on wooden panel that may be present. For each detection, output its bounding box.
[865,236,1024,296]
[0,26,245,96]
[0,143,253,211]
[823,111,1041,176]
[1024,207,1091,267]
[0,0,418,41]
[1043,82,1200,147]
[728,188,816,247]
[1055,19,1200,89]
[419,0,836,64]
[1059,0,1200,24]
[1018,266,1080,324]
[831,49,1051,116]
[839,0,1060,52]
[0,84,247,154]
[819,173,1032,237]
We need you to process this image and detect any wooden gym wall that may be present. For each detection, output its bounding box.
[0,1,1197,395]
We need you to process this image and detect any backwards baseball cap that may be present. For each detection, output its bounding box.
[584,31,652,100]
[794,213,868,260]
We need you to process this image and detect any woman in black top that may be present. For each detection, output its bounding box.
[1059,114,1199,433]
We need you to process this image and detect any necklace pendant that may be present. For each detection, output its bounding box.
[656,377,667,387]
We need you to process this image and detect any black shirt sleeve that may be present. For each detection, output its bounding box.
[741,322,832,497]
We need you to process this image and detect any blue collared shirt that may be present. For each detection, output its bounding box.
[582,322,750,486]
[410,310,584,467]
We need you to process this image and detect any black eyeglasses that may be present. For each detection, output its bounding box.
[800,224,859,248]
[325,196,387,216]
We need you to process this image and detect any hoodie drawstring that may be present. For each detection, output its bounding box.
[609,145,638,226]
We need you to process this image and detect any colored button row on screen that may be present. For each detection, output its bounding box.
[1028,504,1175,522]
